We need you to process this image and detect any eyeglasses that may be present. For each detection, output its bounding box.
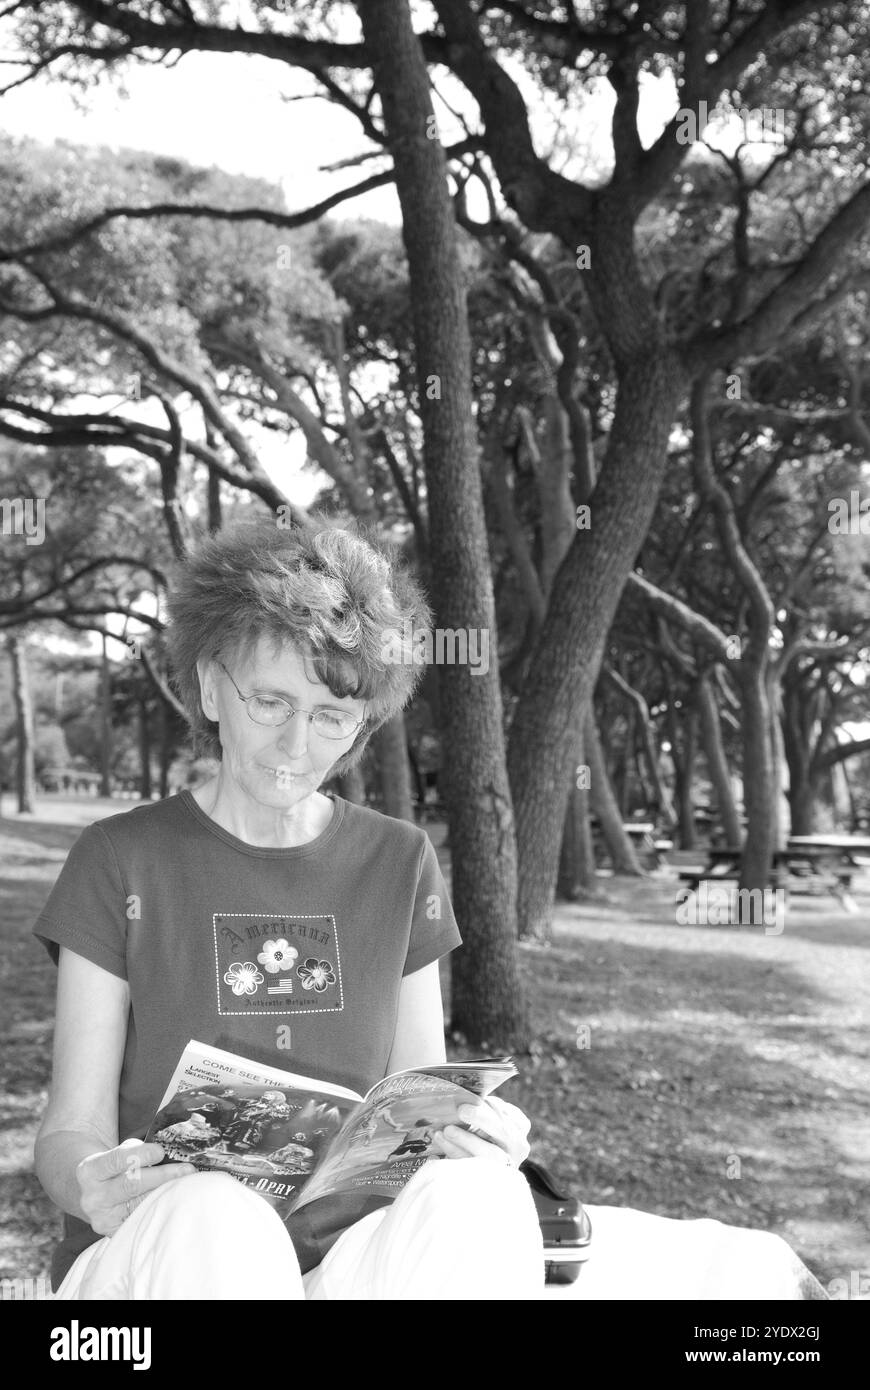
[217,662,365,741]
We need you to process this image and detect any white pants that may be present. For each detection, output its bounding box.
[55,1159,545,1301]
[54,1164,824,1302]
[554,1206,827,1300]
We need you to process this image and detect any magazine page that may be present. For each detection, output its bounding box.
[292,1058,518,1214]
[145,1041,362,1215]
[366,1058,518,1100]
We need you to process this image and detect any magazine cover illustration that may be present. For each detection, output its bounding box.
[151,1082,356,1207]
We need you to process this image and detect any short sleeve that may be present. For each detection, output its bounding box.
[403,835,462,976]
[32,822,128,980]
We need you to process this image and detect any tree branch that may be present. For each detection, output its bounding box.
[626,571,732,664]
[687,179,870,368]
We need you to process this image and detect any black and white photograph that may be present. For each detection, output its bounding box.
[0,0,868,1352]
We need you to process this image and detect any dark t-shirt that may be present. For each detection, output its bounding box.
[32,790,461,1288]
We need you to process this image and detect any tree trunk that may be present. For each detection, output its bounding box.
[739,663,778,891]
[138,695,152,801]
[207,461,222,534]
[373,712,414,821]
[615,705,635,817]
[605,665,676,827]
[360,0,526,1047]
[557,724,595,898]
[696,672,742,846]
[767,671,788,852]
[99,630,112,799]
[788,777,816,835]
[690,376,777,893]
[585,708,643,873]
[508,355,684,937]
[781,678,815,836]
[672,706,698,852]
[8,634,36,814]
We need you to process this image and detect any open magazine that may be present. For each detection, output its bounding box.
[145,1040,518,1270]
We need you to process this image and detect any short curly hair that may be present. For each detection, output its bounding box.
[165,514,431,777]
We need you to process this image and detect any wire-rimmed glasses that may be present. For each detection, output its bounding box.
[218,661,364,741]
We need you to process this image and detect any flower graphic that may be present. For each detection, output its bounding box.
[297,957,336,993]
[224,961,264,997]
[257,939,299,975]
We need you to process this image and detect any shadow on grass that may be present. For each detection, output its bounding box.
[508,933,870,1288]
[0,815,86,856]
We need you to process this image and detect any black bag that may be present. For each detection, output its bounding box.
[521,1158,592,1285]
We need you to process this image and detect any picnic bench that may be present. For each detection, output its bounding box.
[677,835,870,914]
[601,821,673,869]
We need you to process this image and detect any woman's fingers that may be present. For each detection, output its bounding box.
[434,1124,513,1163]
[429,1097,532,1166]
[456,1099,532,1165]
[80,1140,167,1184]
[77,1140,197,1235]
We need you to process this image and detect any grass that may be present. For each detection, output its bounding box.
[2,793,868,1292]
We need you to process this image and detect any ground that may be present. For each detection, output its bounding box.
[1,794,868,1293]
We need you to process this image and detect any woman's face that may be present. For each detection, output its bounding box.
[199,635,366,812]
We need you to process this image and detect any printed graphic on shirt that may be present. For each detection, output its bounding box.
[213,913,343,1016]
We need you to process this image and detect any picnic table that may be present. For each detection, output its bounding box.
[677,835,870,914]
[621,822,673,869]
[589,819,673,869]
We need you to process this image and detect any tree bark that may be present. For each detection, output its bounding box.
[508,354,684,937]
[8,633,36,813]
[557,724,595,897]
[738,663,778,891]
[373,713,414,821]
[696,672,742,847]
[360,0,526,1047]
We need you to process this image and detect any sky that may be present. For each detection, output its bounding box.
[3,49,401,220]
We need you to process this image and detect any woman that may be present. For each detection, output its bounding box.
[33,517,542,1300]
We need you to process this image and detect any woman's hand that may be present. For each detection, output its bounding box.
[76,1138,196,1236]
[431,1097,531,1168]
